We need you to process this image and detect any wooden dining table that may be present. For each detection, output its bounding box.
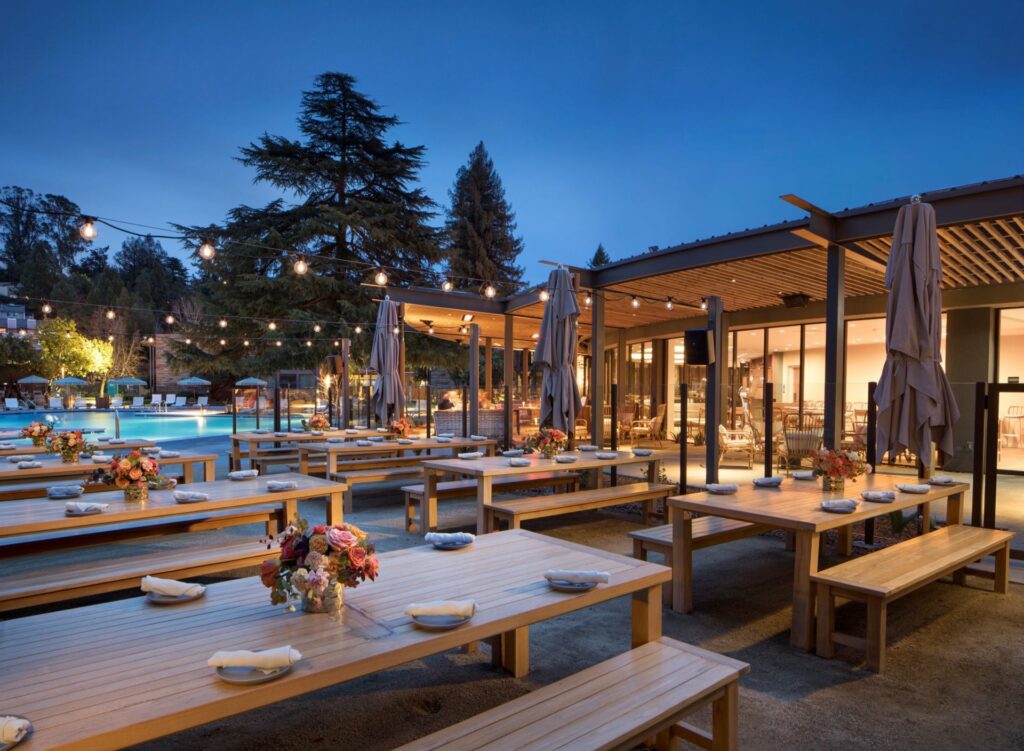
[0,529,669,751]
[295,435,498,475]
[0,472,347,539]
[0,450,217,491]
[0,438,156,456]
[230,428,397,470]
[421,448,674,534]
[667,475,969,650]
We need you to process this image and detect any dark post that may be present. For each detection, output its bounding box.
[425,371,432,438]
[610,382,619,486]
[255,388,261,430]
[864,381,878,545]
[231,387,237,435]
[679,383,687,493]
[340,339,351,429]
[273,386,281,432]
[285,387,292,431]
[971,381,986,528]
[823,242,846,449]
[763,382,774,477]
[983,384,999,529]
[327,385,334,427]
[705,296,724,484]
[461,386,468,437]
[503,384,512,451]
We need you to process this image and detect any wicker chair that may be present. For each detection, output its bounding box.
[718,424,755,468]
[777,413,824,474]
[632,404,667,446]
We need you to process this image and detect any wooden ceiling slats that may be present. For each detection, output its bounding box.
[956,224,1019,282]
[936,227,1004,284]
[982,220,1024,277]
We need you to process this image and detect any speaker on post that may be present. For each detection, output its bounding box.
[326,355,344,375]
[684,328,715,366]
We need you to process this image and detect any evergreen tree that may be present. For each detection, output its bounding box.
[171,72,443,375]
[444,142,524,295]
[0,186,88,293]
[588,243,611,268]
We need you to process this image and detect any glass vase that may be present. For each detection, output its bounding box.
[301,586,343,613]
[32,436,46,447]
[822,476,845,493]
[124,484,148,503]
[60,451,80,464]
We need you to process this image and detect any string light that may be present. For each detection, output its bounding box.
[441,280,453,292]
[313,323,322,333]
[41,303,52,314]
[164,314,175,325]
[392,325,399,335]
[107,335,114,342]
[483,284,497,298]
[459,325,468,334]
[219,338,226,346]
[146,336,155,344]
[267,321,277,331]
[79,217,97,241]
[218,319,228,328]
[243,339,250,346]
[198,241,216,260]
[185,338,192,344]
[631,296,640,309]
[293,258,309,275]
[700,298,708,311]
[427,324,434,335]
[584,294,592,307]
[105,309,116,320]
[665,297,674,311]
[18,328,26,336]
[539,289,550,302]
[333,340,340,347]
[275,340,282,347]
[354,325,362,334]
[374,270,388,286]
[531,332,539,340]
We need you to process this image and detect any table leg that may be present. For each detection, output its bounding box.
[231,439,241,472]
[632,584,663,647]
[790,530,821,651]
[182,463,195,484]
[918,501,932,535]
[204,459,214,482]
[672,510,694,613]
[248,442,258,471]
[476,476,493,535]
[711,682,740,751]
[327,491,343,524]
[299,452,309,475]
[837,525,853,556]
[500,627,529,678]
[946,491,964,525]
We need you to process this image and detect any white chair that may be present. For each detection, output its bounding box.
[197,395,209,408]
[73,397,88,410]
[718,424,755,469]
[49,397,63,410]
[148,394,163,410]
[4,398,21,411]
[173,395,187,409]
[131,396,145,409]
[109,396,123,408]
[164,393,177,411]
[257,396,269,412]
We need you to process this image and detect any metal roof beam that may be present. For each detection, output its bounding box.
[383,286,507,314]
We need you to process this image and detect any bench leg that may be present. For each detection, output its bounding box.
[816,584,835,658]
[994,542,1010,594]
[641,497,650,525]
[671,512,694,614]
[343,487,354,515]
[837,525,853,556]
[632,584,662,647]
[865,598,887,673]
[633,539,646,561]
[405,493,415,532]
[327,492,342,525]
[711,682,739,751]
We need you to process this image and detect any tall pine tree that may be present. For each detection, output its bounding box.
[444,142,523,295]
[588,243,611,268]
[170,73,444,375]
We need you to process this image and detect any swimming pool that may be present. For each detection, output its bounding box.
[0,410,270,443]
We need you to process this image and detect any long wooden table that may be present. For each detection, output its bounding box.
[0,438,156,457]
[667,475,968,650]
[421,448,673,534]
[296,436,498,475]
[0,529,669,751]
[0,473,347,538]
[230,428,397,469]
[0,451,217,492]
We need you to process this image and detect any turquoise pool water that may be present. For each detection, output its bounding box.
[0,410,266,443]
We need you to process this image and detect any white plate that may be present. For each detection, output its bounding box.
[411,613,472,631]
[216,664,292,684]
[502,449,524,457]
[547,579,596,593]
[146,589,205,605]
[432,540,473,551]
[595,452,619,460]
[632,449,653,457]
[0,716,32,749]
[458,452,483,460]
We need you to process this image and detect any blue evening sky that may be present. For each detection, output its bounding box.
[2,1,1022,283]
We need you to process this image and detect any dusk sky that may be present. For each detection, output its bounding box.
[3,1,1022,283]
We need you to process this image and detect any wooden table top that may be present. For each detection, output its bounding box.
[296,436,496,455]
[231,428,395,443]
[0,450,216,483]
[0,473,344,537]
[0,438,156,456]
[667,475,969,533]
[421,448,674,478]
[1,529,669,751]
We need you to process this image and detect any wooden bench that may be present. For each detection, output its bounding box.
[630,517,767,605]
[0,539,271,612]
[402,472,580,533]
[252,446,301,473]
[333,465,426,513]
[395,636,748,751]
[813,525,1014,672]
[293,454,431,477]
[484,482,675,533]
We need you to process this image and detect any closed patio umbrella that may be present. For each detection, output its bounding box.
[874,199,959,473]
[369,297,404,425]
[533,268,582,434]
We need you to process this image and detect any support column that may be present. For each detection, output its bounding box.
[340,338,351,428]
[705,296,724,484]
[398,304,407,418]
[504,315,515,444]
[617,329,628,408]
[589,291,606,447]
[824,243,846,449]
[469,323,480,435]
[485,336,493,395]
[520,347,529,399]
[944,308,996,472]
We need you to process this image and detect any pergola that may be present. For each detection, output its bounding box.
[388,175,1024,471]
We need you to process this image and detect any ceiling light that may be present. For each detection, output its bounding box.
[665,297,674,311]
[441,280,453,292]
[700,298,708,311]
[79,217,97,241]
[461,314,474,322]
[374,269,389,286]
[584,294,592,307]
[631,296,640,309]
[531,332,539,339]
[198,241,216,260]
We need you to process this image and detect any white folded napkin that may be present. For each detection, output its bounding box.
[0,716,30,744]
[353,425,368,430]
[404,600,476,618]
[555,455,578,463]
[425,532,475,544]
[108,439,125,444]
[273,432,288,437]
[438,432,455,438]
[862,490,896,503]
[96,436,111,441]
[632,449,653,456]
[792,470,816,480]
[252,429,271,434]
[459,452,483,460]
[7,455,32,463]
[144,447,162,454]
[897,483,931,494]
[377,427,389,433]
[48,485,84,498]
[267,480,298,491]
[509,458,531,467]
[753,476,783,487]
[228,469,259,480]
[207,645,302,672]
[158,450,181,458]
[706,483,739,494]
[327,437,345,442]
[93,454,113,463]
[367,436,384,442]
[503,449,524,457]
[356,440,373,446]
[578,445,599,451]
[344,429,358,434]
[469,434,487,441]
[17,461,42,469]
[0,442,16,449]
[596,452,619,459]
[821,499,860,512]
[928,476,956,485]
[311,431,324,436]
[435,437,453,443]
[544,569,610,584]
[397,438,414,444]
[141,575,205,597]
[174,490,210,503]
[66,501,108,513]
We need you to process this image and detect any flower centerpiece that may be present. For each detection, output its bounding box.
[102,451,162,502]
[389,416,412,438]
[47,430,88,463]
[22,421,52,447]
[301,413,330,432]
[261,516,379,613]
[525,426,567,459]
[811,448,869,492]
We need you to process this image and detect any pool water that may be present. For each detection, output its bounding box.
[0,410,269,443]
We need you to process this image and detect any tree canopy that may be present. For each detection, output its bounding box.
[588,243,611,268]
[35,318,112,381]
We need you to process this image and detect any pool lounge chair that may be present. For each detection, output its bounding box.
[164,394,177,411]
[147,394,163,411]
[172,395,188,409]
[197,396,209,408]
[131,396,145,409]
[73,397,88,409]
[4,398,26,411]
[49,397,63,410]
[234,396,254,413]
[110,396,124,409]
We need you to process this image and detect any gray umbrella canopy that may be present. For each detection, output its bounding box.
[53,377,89,387]
[369,297,405,424]
[17,375,48,385]
[110,377,148,386]
[534,268,583,433]
[874,200,960,470]
[177,376,212,387]
[235,377,268,387]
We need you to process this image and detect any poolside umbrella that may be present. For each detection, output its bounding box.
[177,376,212,387]
[110,377,147,387]
[368,297,405,425]
[874,200,960,473]
[53,377,88,387]
[533,267,582,434]
[236,377,269,427]
[16,375,48,385]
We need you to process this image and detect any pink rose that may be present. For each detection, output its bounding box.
[327,528,357,550]
[347,545,367,567]
[259,559,280,587]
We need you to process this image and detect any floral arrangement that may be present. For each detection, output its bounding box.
[22,421,52,445]
[101,451,162,489]
[389,416,412,438]
[811,448,869,482]
[525,426,567,459]
[302,413,330,431]
[47,430,88,462]
[261,516,379,611]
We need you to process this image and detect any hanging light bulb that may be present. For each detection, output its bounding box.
[333,340,340,347]
[41,303,52,315]
[531,332,539,340]
[218,319,228,328]
[105,309,116,320]
[539,289,550,302]
[107,335,114,342]
[441,280,453,292]
[185,337,192,345]
[631,296,640,309]
[79,216,97,241]
[275,340,282,347]
[146,336,155,344]
[198,241,216,260]
[305,340,312,347]
[293,257,309,275]
[243,339,250,347]
[665,297,674,311]
[374,269,389,286]
[354,325,362,334]
[392,325,400,335]
[313,323,322,333]
[427,325,435,335]
[459,325,468,334]
[219,338,226,346]
[700,298,708,311]
[164,314,175,325]
[17,328,26,336]
[268,321,277,331]
[483,284,497,298]
[584,293,592,307]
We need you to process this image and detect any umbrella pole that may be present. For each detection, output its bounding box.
[232,389,238,435]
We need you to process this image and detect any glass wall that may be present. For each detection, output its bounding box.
[625,340,653,420]
[997,309,1024,470]
[666,336,707,441]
